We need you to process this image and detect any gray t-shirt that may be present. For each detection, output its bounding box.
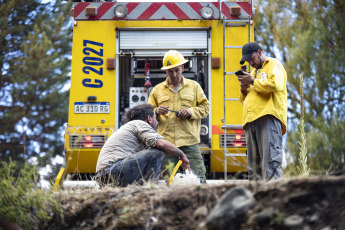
[96,120,164,173]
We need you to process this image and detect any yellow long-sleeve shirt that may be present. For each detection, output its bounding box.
[148,76,209,147]
[239,57,288,135]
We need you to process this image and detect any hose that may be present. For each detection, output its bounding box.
[168,160,182,186]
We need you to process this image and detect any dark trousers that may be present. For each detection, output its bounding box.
[97,149,164,187]
[244,115,283,180]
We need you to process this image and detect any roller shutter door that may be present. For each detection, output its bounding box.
[119,30,208,50]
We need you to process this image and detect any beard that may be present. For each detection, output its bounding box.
[253,53,263,69]
[253,63,263,69]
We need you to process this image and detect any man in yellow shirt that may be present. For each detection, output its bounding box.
[236,42,287,180]
[148,50,209,183]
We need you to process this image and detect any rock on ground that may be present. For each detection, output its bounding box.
[205,186,255,230]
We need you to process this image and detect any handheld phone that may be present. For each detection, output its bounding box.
[235,70,245,75]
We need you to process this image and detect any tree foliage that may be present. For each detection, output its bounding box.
[0,0,72,170]
[254,0,345,173]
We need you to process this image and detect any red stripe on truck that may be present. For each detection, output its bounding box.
[74,2,90,18]
[91,2,115,20]
[137,3,163,20]
[165,3,190,19]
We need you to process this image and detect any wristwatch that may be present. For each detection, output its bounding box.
[251,79,255,85]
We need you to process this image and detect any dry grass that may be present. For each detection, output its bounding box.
[297,74,310,177]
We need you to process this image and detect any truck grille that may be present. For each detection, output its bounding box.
[219,134,246,148]
[69,135,107,149]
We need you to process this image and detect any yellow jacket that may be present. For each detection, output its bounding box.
[148,77,209,147]
[239,58,287,135]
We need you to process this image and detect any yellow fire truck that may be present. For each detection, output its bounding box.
[55,0,255,187]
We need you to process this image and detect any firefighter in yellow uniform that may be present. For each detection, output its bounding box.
[237,42,287,180]
[148,50,209,183]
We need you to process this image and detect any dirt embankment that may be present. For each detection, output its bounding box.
[48,176,345,230]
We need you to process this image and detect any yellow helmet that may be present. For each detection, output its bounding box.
[161,50,189,70]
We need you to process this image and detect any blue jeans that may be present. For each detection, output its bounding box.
[97,149,164,187]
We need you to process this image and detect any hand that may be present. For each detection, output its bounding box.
[178,108,191,119]
[180,154,191,171]
[156,106,169,115]
[237,72,253,86]
[241,83,250,91]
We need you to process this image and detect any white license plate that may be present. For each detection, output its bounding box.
[74,102,110,114]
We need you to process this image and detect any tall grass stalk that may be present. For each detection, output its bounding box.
[297,74,310,178]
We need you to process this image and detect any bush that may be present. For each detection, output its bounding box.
[0,160,62,229]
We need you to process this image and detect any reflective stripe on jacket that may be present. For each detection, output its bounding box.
[239,58,287,135]
[148,76,209,147]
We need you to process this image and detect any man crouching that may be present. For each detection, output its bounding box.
[95,103,190,187]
